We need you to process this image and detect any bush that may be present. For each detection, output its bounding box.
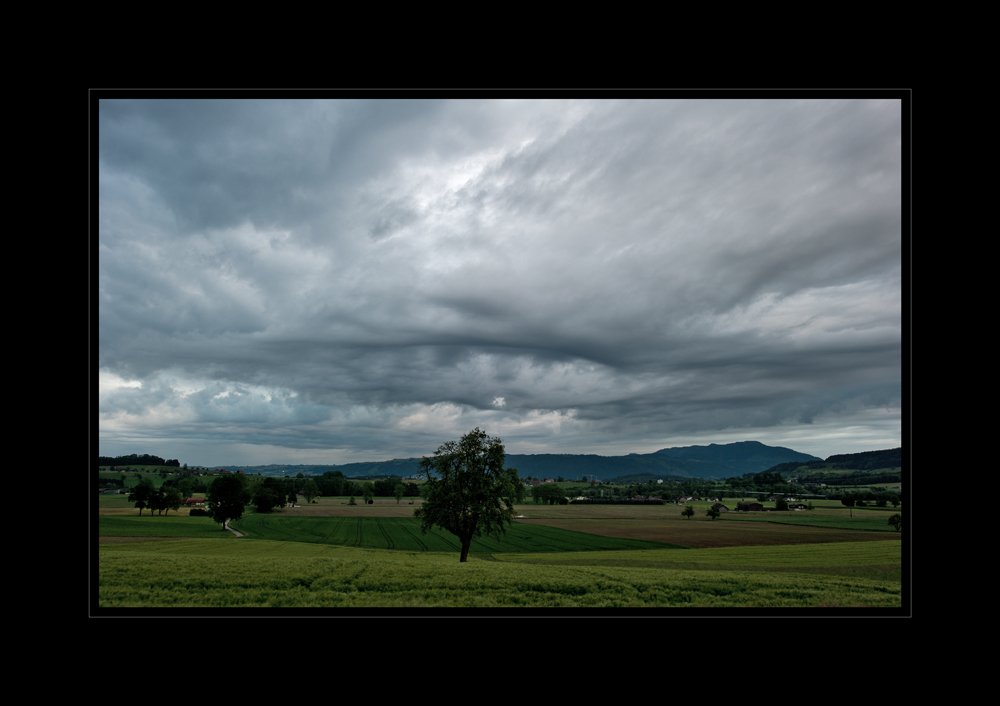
[189,508,209,517]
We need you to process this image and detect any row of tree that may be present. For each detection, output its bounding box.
[99,454,181,467]
[127,478,184,515]
[835,491,901,508]
[126,472,422,523]
[253,471,419,500]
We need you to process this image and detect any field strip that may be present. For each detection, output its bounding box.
[375,517,393,549]
[514,518,899,549]
[492,539,902,568]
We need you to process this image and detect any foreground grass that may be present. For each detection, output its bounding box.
[98,539,902,609]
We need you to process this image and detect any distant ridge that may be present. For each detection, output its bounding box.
[653,440,821,475]
[224,441,821,481]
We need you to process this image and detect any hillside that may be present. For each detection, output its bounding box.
[763,447,902,485]
[653,440,820,475]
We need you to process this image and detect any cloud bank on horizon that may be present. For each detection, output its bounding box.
[98,96,903,466]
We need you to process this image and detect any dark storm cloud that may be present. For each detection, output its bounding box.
[99,96,903,464]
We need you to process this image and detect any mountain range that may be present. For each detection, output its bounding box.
[222,440,822,481]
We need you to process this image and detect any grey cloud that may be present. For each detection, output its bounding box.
[98,96,903,464]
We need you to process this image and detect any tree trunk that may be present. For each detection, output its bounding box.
[460,538,471,562]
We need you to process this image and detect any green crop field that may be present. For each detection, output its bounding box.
[100,515,238,539]
[97,538,902,609]
[491,540,901,579]
[229,515,681,553]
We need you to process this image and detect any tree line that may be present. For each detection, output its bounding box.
[99,454,181,467]
[146,470,420,507]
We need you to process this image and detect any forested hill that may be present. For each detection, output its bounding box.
[825,447,901,470]
[506,453,735,480]
[652,440,820,473]
[764,447,903,477]
[229,455,734,481]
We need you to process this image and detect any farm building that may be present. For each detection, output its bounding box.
[711,502,729,512]
[737,502,764,512]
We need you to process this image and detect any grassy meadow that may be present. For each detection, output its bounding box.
[97,494,905,611]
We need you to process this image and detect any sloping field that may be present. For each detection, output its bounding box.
[99,515,236,539]
[493,539,902,573]
[514,518,898,549]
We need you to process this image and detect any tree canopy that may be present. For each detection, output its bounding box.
[413,428,522,562]
[252,476,285,513]
[128,477,156,515]
[531,483,566,505]
[302,479,320,503]
[206,474,251,529]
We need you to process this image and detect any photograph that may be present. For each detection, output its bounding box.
[95,92,906,614]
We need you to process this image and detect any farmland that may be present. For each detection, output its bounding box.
[96,493,904,611]
[98,538,901,608]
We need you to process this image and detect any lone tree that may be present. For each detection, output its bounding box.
[206,473,251,530]
[303,478,320,504]
[414,428,523,562]
[887,513,903,532]
[682,505,695,519]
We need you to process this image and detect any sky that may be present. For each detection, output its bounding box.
[96,95,905,467]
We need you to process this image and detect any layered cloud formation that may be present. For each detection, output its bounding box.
[98,97,903,465]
